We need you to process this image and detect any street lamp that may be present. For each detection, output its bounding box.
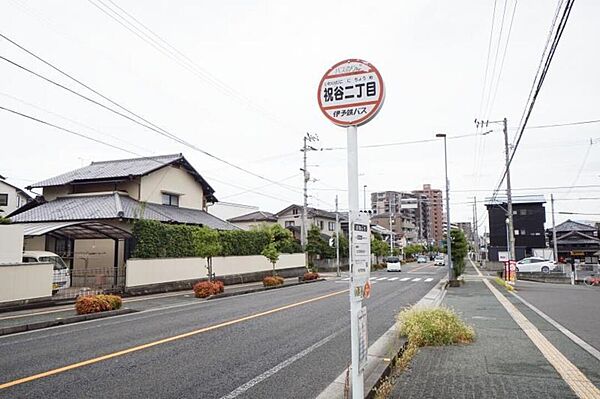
[436,133,453,281]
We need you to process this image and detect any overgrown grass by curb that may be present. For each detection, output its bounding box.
[494,277,516,292]
[374,306,474,399]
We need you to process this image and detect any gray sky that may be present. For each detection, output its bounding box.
[1,0,599,230]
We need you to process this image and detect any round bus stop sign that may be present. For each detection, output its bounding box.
[317,59,385,127]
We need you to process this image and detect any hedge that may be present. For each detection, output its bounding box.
[132,220,299,259]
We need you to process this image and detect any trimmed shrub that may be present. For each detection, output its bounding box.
[214,280,225,293]
[193,281,221,298]
[303,272,319,281]
[263,276,284,287]
[75,295,118,315]
[97,294,123,310]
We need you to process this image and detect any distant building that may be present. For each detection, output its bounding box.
[208,201,259,221]
[370,190,430,241]
[412,184,443,244]
[228,211,277,231]
[0,175,32,216]
[456,222,473,242]
[275,204,339,240]
[485,195,546,261]
[549,220,600,264]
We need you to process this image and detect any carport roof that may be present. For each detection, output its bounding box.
[20,221,132,239]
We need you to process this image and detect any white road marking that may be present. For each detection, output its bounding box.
[342,277,350,281]
[411,278,422,282]
[400,277,411,282]
[388,277,399,281]
[425,278,434,282]
[219,331,340,399]
[369,277,377,280]
[510,291,600,362]
[376,277,388,281]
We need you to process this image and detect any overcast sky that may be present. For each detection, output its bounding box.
[1,0,599,230]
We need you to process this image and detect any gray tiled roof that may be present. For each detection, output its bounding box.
[555,219,597,232]
[275,204,338,220]
[10,193,238,230]
[30,154,183,188]
[228,211,277,223]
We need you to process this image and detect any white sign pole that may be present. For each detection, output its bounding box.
[347,124,363,399]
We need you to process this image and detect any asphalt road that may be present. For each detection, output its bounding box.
[0,263,445,399]
[511,280,600,353]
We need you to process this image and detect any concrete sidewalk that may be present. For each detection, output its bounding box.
[389,268,600,398]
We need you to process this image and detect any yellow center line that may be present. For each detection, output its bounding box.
[0,289,348,390]
[409,263,432,273]
[483,279,600,399]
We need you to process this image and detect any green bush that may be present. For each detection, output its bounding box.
[397,306,474,347]
[132,220,301,259]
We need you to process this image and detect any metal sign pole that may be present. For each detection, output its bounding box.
[347,124,363,399]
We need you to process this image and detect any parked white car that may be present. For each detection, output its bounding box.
[22,251,71,294]
[417,256,428,264]
[434,255,445,266]
[386,256,402,272]
[515,257,555,273]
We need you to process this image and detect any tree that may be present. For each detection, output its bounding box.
[404,244,425,259]
[257,224,301,253]
[332,233,349,258]
[261,242,280,275]
[446,228,468,279]
[371,235,389,265]
[392,247,401,257]
[192,227,222,281]
[305,224,333,270]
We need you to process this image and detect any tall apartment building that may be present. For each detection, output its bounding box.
[370,191,430,241]
[412,184,444,244]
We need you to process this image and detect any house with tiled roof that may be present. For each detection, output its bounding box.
[9,154,237,286]
[228,211,277,230]
[0,175,32,216]
[275,204,340,240]
[548,220,600,264]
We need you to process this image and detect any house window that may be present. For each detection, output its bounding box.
[0,193,7,206]
[328,221,335,231]
[161,193,179,207]
[285,221,295,227]
[319,221,324,230]
[519,209,527,216]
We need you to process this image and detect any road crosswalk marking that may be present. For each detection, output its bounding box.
[411,278,422,282]
[388,277,399,281]
[376,277,388,281]
[400,277,411,281]
[425,278,433,282]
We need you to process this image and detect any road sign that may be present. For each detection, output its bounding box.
[351,211,371,296]
[317,59,385,127]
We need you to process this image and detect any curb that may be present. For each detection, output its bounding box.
[207,278,325,300]
[0,308,137,337]
[316,278,448,399]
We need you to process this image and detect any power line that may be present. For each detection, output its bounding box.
[489,0,575,202]
[0,37,303,195]
[524,118,600,129]
[486,0,518,118]
[482,0,508,119]
[477,0,498,120]
[87,0,296,133]
[0,105,305,204]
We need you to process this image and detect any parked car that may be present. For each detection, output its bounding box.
[417,256,428,264]
[22,251,71,294]
[386,256,402,272]
[434,255,445,266]
[515,257,555,273]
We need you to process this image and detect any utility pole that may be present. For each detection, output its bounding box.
[335,195,340,277]
[472,196,480,262]
[436,133,453,281]
[551,194,558,263]
[502,118,516,262]
[301,133,319,252]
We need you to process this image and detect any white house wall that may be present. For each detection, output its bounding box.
[0,262,53,303]
[140,165,204,210]
[0,225,24,263]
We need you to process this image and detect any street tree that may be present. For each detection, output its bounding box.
[261,242,280,275]
[192,227,222,281]
[371,235,389,265]
[447,228,468,278]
